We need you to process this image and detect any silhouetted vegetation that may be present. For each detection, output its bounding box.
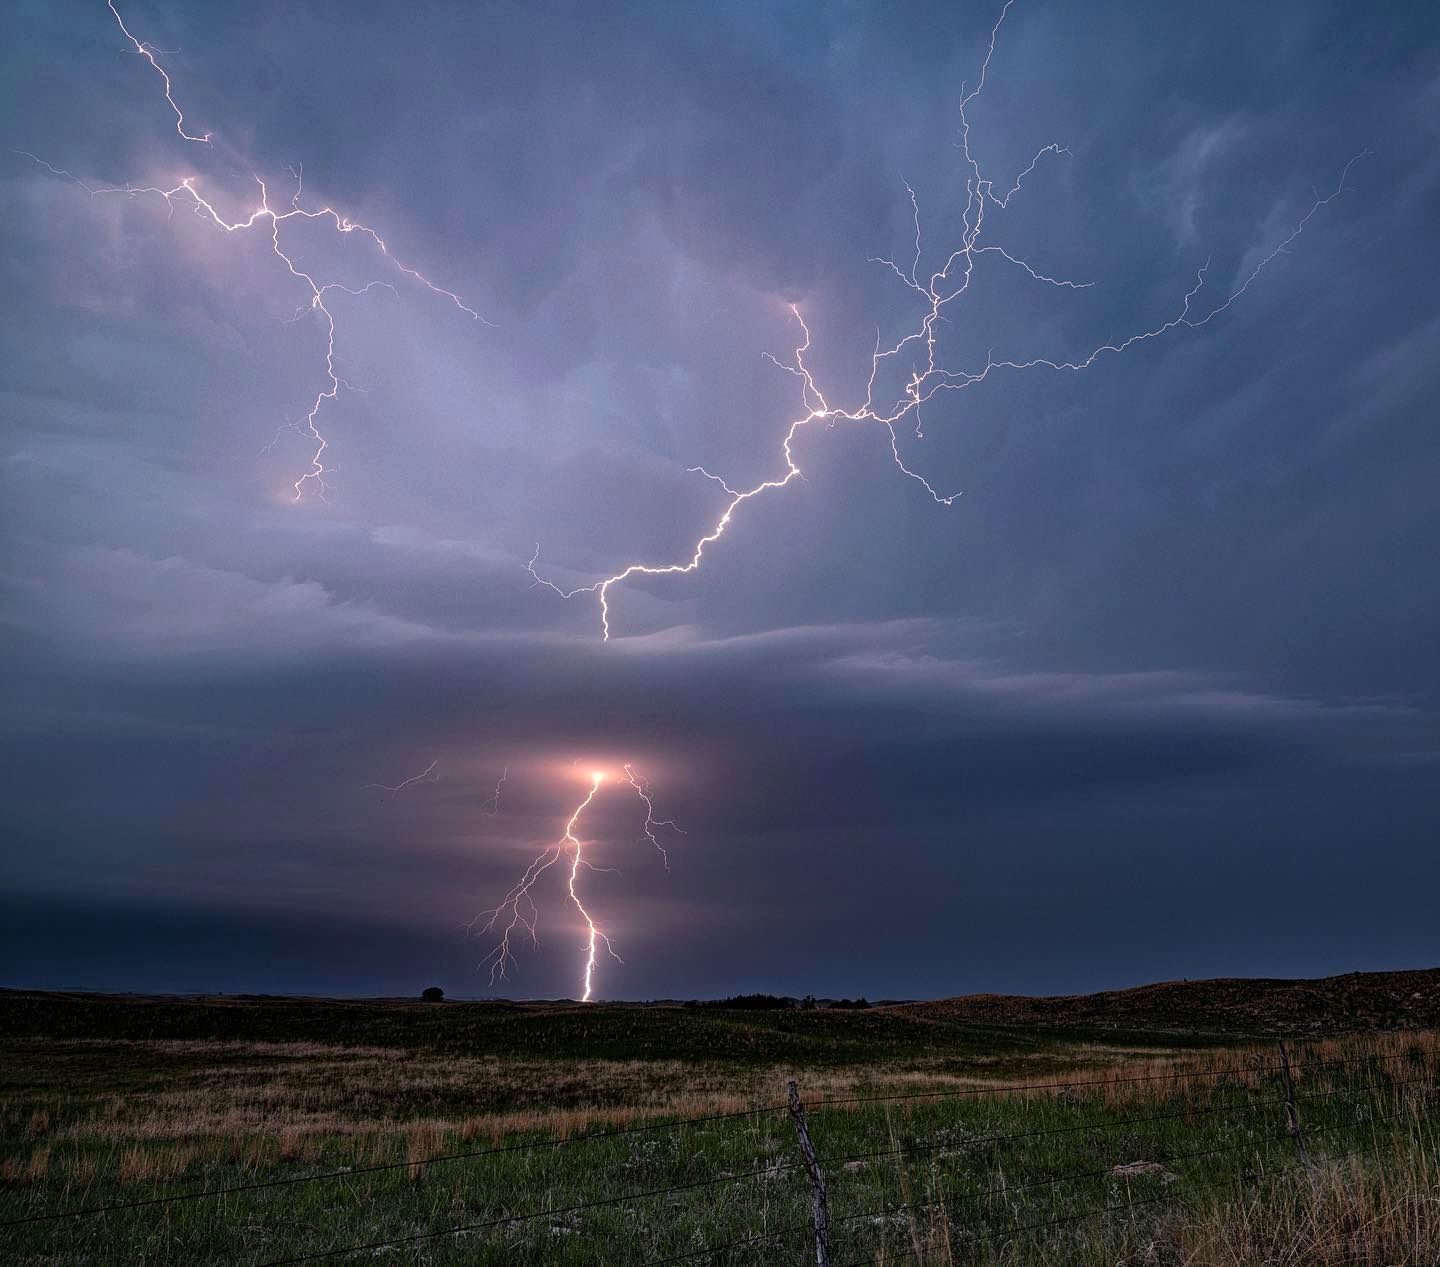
[684,992,795,1011]
[420,986,444,1002]
[683,993,869,1011]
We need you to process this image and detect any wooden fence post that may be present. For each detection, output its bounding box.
[1278,1040,1317,1178]
[788,1078,832,1267]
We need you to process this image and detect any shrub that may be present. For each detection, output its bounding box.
[684,993,794,1011]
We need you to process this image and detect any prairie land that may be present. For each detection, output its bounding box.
[3,973,1438,1265]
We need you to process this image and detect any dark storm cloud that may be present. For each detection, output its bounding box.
[2,0,1437,997]
[4,611,1435,995]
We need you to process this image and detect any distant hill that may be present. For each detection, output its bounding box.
[2,969,1437,1061]
[883,968,1440,1034]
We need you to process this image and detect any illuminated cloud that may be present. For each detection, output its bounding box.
[2,0,1437,997]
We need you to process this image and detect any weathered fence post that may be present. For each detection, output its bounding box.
[1278,1040,1317,1178]
[787,1078,832,1267]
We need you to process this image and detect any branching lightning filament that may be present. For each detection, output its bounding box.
[363,759,439,801]
[482,766,509,815]
[476,767,682,1001]
[625,763,684,871]
[529,0,1365,639]
[24,1,488,502]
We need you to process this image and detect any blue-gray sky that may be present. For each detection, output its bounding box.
[2,0,1437,1000]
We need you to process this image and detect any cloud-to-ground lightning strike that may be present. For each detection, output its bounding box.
[529,0,1364,640]
[477,766,682,1001]
[24,1,487,502]
[363,759,440,801]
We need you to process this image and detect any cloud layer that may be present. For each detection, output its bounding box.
[2,0,1437,998]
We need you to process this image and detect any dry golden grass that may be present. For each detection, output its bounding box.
[406,1121,445,1179]
[2,1024,1436,1265]
[869,1137,1440,1267]
[1175,1133,1440,1266]
[854,1034,1439,1266]
[5,1030,1434,1193]
[4,1053,1133,1180]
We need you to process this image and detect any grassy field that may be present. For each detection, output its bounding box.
[2,977,1438,1265]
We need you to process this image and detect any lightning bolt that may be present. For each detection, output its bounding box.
[24,2,488,502]
[363,758,439,801]
[481,765,509,815]
[476,765,682,1001]
[564,775,613,1005]
[624,762,684,871]
[529,0,1364,638]
[104,0,211,145]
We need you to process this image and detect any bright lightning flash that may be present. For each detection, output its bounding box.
[23,1,487,502]
[529,0,1365,639]
[477,765,682,1001]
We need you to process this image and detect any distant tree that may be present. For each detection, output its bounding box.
[690,993,795,1011]
[801,995,818,1010]
[831,997,871,1010]
[421,986,445,1002]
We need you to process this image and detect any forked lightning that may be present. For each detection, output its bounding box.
[476,767,682,1001]
[25,2,487,502]
[529,1,1364,639]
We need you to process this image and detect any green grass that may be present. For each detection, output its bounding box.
[0,989,1216,1064]
[2,992,1437,1265]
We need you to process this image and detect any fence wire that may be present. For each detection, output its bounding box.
[2,1102,790,1229]
[828,1132,1403,1267]
[642,1082,1428,1266]
[8,1040,1434,1266]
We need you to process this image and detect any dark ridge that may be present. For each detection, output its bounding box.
[885,968,1440,1034]
[2,968,1438,1064]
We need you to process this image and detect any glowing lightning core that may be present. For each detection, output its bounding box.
[564,774,610,1004]
[26,1,488,501]
[477,766,682,1001]
[529,0,1364,639]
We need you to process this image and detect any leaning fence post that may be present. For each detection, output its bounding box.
[1278,1040,1317,1179]
[787,1078,832,1267]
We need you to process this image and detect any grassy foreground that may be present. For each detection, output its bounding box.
[1,985,1438,1264]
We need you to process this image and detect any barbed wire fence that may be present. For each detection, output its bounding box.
[4,1042,1434,1265]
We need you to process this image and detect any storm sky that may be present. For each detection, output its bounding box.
[2,0,1437,1001]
